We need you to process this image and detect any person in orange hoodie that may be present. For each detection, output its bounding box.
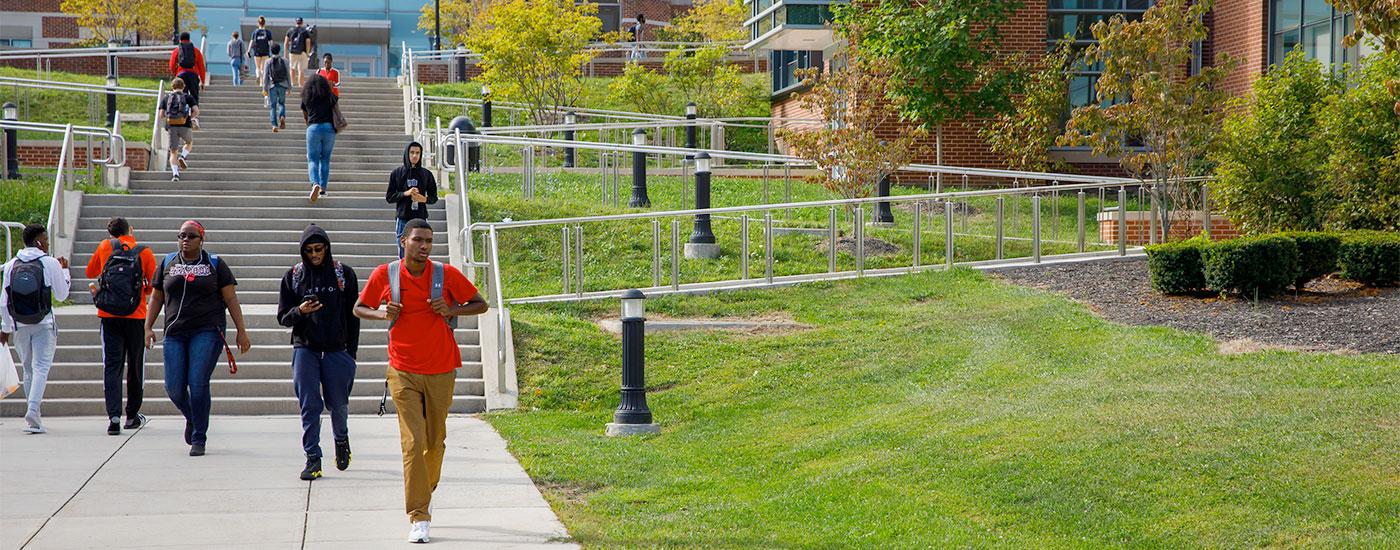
[85,217,157,436]
[169,32,206,116]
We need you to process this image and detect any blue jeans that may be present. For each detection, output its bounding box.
[230,58,243,86]
[292,348,356,458]
[268,85,286,128]
[396,217,409,258]
[13,322,57,418]
[163,329,222,446]
[306,122,336,190]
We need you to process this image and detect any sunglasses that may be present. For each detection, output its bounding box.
[177,232,202,241]
[303,244,327,254]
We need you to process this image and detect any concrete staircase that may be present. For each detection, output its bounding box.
[2,75,488,416]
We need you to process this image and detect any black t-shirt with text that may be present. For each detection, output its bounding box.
[250,28,274,56]
[155,250,237,337]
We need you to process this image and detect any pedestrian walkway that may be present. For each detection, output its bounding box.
[1,415,577,549]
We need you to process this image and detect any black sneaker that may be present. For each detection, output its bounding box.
[300,457,323,481]
[334,439,351,471]
[184,420,193,445]
[171,174,180,182]
[123,414,146,430]
[189,444,205,456]
[107,417,120,436]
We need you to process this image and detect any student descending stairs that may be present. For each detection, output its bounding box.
[0,75,486,417]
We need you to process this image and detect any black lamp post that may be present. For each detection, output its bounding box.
[563,111,576,168]
[3,102,19,179]
[172,0,179,45]
[434,0,442,52]
[684,152,718,259]
[105,74,118,126]
[481,84,492,128]
[629,128,649,207]
[606,289,659,436]
[684,101,697,153]
[874,174,895,225]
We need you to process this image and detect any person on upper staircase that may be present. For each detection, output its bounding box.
[169,32,206,119]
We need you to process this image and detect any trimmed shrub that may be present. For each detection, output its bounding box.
[1202,236,1300,297]
[1278,231,1341,289]
[1338,231,1400,287]
[1146,235,1208,294]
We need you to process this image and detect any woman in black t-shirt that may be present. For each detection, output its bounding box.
[143,220,252,456]
[301,74,338,203]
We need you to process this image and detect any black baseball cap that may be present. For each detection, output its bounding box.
[295,17,304,24]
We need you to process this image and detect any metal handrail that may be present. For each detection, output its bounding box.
[150,80,165,170]
[0,44,172,61]
[0,77,161,98]
[418,93,686,122]
[1,221,26,263]
[0,120,127,168]
[47,124,74,241]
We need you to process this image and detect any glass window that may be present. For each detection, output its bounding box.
[1303,0,1332,24]
[1274,0,1302,30]
[249,0,315,9]
[389,11,430,51]
[593,3,622,34]
[1270,1,1356,69]
[786,4,833,26]
[323,0,387,11]
[192,7,247,64]
[1303,22,1332,63]
[1049,1,1151,139]
[772,49,821,93]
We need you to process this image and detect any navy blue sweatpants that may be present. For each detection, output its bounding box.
[292,348,357,458]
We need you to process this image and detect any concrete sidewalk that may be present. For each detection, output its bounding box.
[0,415,577,549]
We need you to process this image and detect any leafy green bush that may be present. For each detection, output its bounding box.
[1317,51,1400,232]
[1202,235,1300,297]
[1212,49,1339,234]
[1278,231,1341,289]
[1145,235,1208,294]
[1338,231,1400,287]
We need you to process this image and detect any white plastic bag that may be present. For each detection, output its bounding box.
[0,342,19,399]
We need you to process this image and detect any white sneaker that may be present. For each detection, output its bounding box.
[22,411,45,434]
[408,521,430,543]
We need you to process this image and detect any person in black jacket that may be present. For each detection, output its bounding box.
[385,141,438,258]
[277,224,360,481]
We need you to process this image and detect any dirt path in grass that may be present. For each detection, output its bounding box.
[991,257,1400,355]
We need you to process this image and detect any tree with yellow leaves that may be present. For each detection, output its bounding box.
[60,0,202,45]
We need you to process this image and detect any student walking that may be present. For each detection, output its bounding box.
[1,224,71,434]
[317,53,341,97]
[628,14,648,61]
[277,225,360,481]
[386,141,438,258]
[158,78,196,182]
[250,16,275,105]
[227,32,246,86]
[301,74,338,202]
[144,221,252,456]
[169,32,206,113]
[285,17,313,87]
[354,219,486,544]
[85,217,157,435]
[263,43,290,132]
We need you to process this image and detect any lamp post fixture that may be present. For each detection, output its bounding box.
[105,74,118,126]
[454,43,467,83]
[684,102,697,154]
[481,84,492,128]
[684,152,719,259]
[563,111,576,168]
[606,289,660,436]
[873,174,895,226]
[3,102,19,179]
[629,128,650,207]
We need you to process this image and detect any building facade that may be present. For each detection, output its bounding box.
[749,0,1378,174]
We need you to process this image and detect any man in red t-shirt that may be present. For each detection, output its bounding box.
[354,218,486,544]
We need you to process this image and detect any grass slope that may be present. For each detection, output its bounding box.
[488,270,1400,548]
[1,67,164,146]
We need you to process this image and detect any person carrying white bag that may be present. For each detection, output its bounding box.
[1,224,72,434]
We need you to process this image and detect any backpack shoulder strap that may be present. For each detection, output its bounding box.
[387,261,401,304]
[207,252,220,270]
[160,251,179,274]
[108,238,123,255]
[291,262,305,291]
[334,261,345,291]
[431,261,444,301]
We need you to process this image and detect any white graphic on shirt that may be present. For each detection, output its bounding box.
[168,263,212,278]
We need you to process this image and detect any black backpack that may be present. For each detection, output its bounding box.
[177,42,196,70]
[94,239,148,316]
[6,257,52,325]
[165,91,191,126]
[268,57,290,87]
[288,28,306,54]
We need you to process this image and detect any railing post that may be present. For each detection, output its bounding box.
[828,207,837,273]
[561,226,571,295]
[740,214,750,280]
[764,212,774,283]
[670,219,680,291]
[1201,183,1211,240]
[996,196,1005,260]
[854,208,865,277]
[652,219,661,287]
[1118,188,1128,256]
[1076,191,1086,253]
[1032,195,1042,264]
[944,200,955,268]
[574,225,584,298]
[1149,187,1159,245]
[912,202,922,270]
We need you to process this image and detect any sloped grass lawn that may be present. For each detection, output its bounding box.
[487,269,1400,548]
[1,67,165,146]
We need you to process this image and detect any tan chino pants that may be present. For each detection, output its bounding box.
[387,367,456,522]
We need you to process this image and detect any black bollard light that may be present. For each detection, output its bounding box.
[481,84,492,128]
[629,128,650,207]
[684,102,697,154]
[454,43,467,83]
[2,102,19,179]
[105,74,118,126]
[606,289,659,436]
[684,152,718,259]
[563,111,576,168]
[874,173,895,226]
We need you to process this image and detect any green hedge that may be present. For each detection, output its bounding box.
[1146,235,1208,294]
[1339,231,1400,287]
[1279,231,1341,289]
[1202,235,1300,297]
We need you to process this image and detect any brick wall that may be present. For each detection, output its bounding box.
[42,16,79,39]
[0,53,171,79]
[1211,0,1268,98]
[1098,211,1239,245]
[16,142,149,172]
[0,0,61,10]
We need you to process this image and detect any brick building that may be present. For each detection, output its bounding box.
[748,0,1377,176]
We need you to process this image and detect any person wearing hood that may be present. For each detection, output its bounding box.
[277,224,361,481]
[1,224,71,434]
[385,141,438,258]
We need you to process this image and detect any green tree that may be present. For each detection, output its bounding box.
[1328,0,1400,115]
[61,0,202,45]
[1211,48,1340,234]
[658,0,746,43]
[980,40,1075,172]
[466,0,600,124]
[664,45,746,117]
[1060,0,1236,239]
[837,0,1023,171]
[418,0,492,50]
[1316,51,1400,231]
[777,29,926,216]
[608,62,671,115]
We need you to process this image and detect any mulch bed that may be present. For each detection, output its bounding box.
[990,257,1400,354]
